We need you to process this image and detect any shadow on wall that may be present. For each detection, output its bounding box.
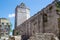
[21,35,29,40]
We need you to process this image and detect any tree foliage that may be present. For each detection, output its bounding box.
[56,1,60,12]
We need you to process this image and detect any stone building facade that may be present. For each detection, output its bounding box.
[13,0,60,40]
[0,18,11,40]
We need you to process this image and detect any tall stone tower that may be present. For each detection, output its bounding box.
[15,3,30,28]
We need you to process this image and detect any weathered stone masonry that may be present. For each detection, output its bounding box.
[13,1,60,40]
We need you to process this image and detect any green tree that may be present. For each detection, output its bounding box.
[55,1,60,12]
[10,23,13,33]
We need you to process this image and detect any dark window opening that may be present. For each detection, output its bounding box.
[43,14,47,22]
[16,32,19,35]
[21,35,29,40]
[34,22,37,25]
[2,23,4,25]
[49,6,53,11]
[33,30,35,34]
[0,25,1,27]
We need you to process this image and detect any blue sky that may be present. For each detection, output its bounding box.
[0,0,54,35]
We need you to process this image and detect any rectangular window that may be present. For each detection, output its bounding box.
[16,32,19,35]
[43,14,47,22]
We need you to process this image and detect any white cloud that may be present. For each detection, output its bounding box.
[8,13,15,18]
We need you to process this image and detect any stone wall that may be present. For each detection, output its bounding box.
[13,1,60,40]
[14,1,59,36]
[28,33,59,40]
[9,35,21,40]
